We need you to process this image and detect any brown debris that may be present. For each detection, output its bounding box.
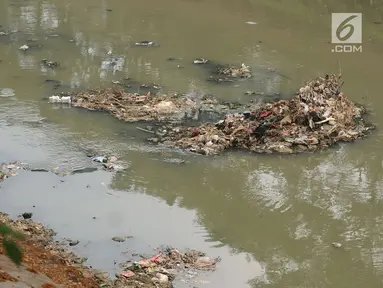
[160,74,374,155]
[116,247,219,287]
[42,284,57,288]
[216,63,252,79]
[62,74,374,156]
[70,88,236,123]
[71,89,201,122]
[0,161,28,182]
[207,63,252,83]
[0,269,18,282]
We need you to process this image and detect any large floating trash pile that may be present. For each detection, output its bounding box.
[159,74,374,155]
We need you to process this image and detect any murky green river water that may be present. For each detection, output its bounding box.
[1,0,383,287]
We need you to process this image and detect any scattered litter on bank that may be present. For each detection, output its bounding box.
[115,247,220,287]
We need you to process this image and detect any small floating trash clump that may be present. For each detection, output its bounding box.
[134,40,160,47]
[0,88,15,97]
[41,59,59,68]
[193,59,253,83]
[19,44,29,51]
[116,247,219,287]
[49,95,72,103]
[193,58,209,64]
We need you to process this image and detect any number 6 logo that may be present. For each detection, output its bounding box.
[336,15,358,41]
[331,13,362,44]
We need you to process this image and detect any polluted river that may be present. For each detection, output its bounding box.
[1,0,383,287]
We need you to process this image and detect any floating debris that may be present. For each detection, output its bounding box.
[91,156,108,163]
[70,88,218,123]
[48,95,72,104]
[68,239,80,246]
[246,21,257,25]
[68,82,242,123]
[195,60,252,83]
[193,58,209,64]
[0,161,29,182]
[71,167,98,175]
[19,44,29,51]
[215,63,251,79]
[30,168,49,172]
[112,236,133,242]
[0,88,15,97]
[158,74,374,155]
[331,242,343,248]
[21,212,33,219]
[116,247,219,287]
[87,154,125,172]
[134,41,159,47]
[41,59,59,68]
[65,74,374,156]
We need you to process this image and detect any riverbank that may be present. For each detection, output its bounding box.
[0,210,219,288]
[0,212,109,287]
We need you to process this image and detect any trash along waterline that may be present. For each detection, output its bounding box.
[0,196,219,288]
[49,74,375,156]
[0,160,220,287]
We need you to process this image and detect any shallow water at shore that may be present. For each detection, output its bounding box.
[1,0,383,287]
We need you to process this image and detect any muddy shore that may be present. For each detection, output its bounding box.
[0,212,109,287]
[0,162,219,288]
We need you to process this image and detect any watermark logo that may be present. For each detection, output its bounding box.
[331,13,362,52]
